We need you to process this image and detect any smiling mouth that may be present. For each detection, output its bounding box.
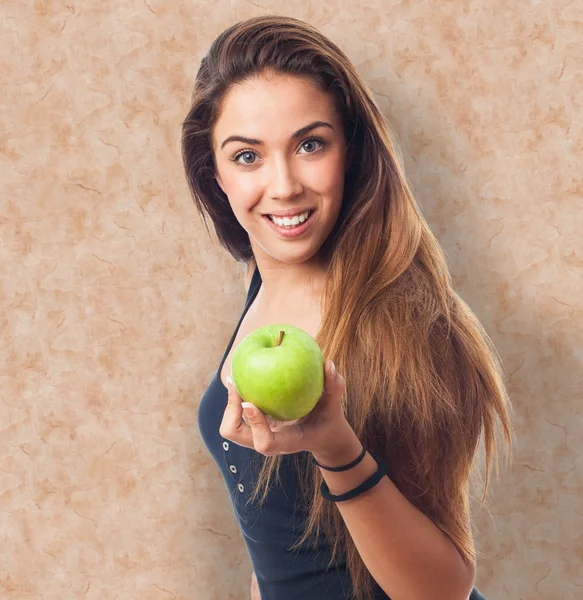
[264,210,314,227]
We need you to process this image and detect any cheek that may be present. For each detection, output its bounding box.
[321,149,347,184]
[226,174,256,195]
[304,155,346,194]
[315,163,347,204]
[220,173,259,213]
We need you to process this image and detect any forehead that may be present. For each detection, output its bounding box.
[213,74,341,145]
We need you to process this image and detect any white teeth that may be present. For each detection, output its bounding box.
[269,210,311,228]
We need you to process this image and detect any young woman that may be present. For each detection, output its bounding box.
[182,15,514,600]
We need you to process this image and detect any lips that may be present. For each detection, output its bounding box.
[262,209,316,238]
[263,208,315,218]
[267,210,313,226]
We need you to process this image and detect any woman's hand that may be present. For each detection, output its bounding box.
[219,360,355,458]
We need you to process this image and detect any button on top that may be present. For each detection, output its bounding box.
[222,441,229,451]
[229,465,237,474]
[238,483,245,493]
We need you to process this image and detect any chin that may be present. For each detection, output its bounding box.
[255,243,324,265]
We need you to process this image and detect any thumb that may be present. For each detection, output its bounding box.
[323,359,343,393]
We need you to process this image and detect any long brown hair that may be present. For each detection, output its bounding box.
[181,15,515,600]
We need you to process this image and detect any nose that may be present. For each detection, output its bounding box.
[265,157,304,200]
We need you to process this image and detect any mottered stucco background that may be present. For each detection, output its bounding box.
[1,1,581,599]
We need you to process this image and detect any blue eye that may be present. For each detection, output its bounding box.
[230,137,328,167]
[234,151,257,166]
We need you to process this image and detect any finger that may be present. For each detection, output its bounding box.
[316,360,346,420]
[323,359,344,394]
[219,378,254,447]
[241,402,278,455]
[265,414,279,428]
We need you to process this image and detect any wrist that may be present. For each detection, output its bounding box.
[311,422,363,468]
[312,425,381,497]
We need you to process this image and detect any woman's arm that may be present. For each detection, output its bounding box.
[226,363,474,599]
[312,425,476,600]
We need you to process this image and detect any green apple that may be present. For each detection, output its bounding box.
[231,324,325,421]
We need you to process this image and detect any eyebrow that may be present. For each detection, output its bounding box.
[219,120,334,150]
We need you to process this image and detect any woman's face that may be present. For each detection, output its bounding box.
[212,72,349,265]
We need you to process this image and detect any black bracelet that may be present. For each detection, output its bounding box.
[311,442,367,472]
[320,453,387,503]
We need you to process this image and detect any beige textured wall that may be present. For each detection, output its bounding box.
[1,1,581,599]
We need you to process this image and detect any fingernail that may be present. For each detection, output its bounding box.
[226,375,233,388]
[241,401,254,417]
[331,361,336,377]
[241,402,254,410]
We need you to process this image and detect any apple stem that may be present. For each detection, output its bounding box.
[275,330,285,347]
